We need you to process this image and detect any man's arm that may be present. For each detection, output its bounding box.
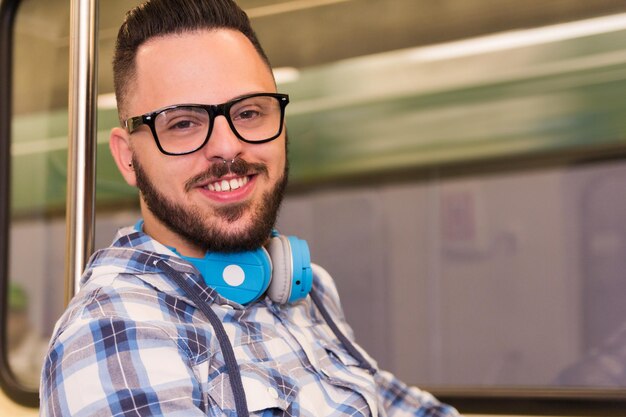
[40,316,208,417]
[375,370,460,417]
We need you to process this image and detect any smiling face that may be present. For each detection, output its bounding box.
[109,29,288,256]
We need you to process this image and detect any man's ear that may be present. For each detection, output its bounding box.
[109,127,137,187]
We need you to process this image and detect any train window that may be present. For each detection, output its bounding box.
[2,0,69,402]
[250,1,626,414]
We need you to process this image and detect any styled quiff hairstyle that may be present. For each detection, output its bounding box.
[113,0,272,121]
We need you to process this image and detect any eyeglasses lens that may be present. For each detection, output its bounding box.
[155,107,210,155]
[229,95,282,141]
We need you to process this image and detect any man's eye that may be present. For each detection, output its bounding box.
[170,119,195,129]
[165,116,207,131]
[158,107,208,132]
[233,108,261,121]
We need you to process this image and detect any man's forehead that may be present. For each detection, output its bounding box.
[129,29,275,114]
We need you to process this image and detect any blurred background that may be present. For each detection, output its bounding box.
[7,0,626,396]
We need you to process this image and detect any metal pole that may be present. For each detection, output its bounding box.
[65,0,98,306]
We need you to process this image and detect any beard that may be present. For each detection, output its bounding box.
[133,155,289,253]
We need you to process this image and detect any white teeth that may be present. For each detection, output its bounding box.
[205,176,249,193]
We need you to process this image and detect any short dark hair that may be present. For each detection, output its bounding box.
[113,0,272,121]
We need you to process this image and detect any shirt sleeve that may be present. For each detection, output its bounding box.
[375,370,461,417]
[40,315,208,417]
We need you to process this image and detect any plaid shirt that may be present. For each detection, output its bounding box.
[40,226,460,417]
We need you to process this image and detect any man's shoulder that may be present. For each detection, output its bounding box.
[46,271,215,367]
[59,236,198,341]
[57,273,172,333]
[80,225,188,294]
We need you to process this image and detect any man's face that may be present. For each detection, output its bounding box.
[112,30,288,255]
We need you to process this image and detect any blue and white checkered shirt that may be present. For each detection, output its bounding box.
[40,226,460,417]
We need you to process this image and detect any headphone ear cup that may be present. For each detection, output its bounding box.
[267,235,292,304]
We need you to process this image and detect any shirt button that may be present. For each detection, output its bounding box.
[267,387,279,399]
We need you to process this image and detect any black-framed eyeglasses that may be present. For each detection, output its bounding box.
[125,92,289,156]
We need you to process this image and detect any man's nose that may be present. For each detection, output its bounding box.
[202,115,243,162]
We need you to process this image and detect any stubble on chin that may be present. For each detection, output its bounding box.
[214,201,249,223]
[133,156,288,253]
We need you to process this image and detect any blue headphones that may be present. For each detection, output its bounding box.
[135,221,313,305]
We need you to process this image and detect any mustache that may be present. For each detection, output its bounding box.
[184,158,269,192]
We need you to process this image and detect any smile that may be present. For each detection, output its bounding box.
[204,176,250,192]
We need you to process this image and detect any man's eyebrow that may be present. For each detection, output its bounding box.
[168,91,277,107]
[228,91,277,101]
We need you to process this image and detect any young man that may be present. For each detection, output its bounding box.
[40,1,460,416]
